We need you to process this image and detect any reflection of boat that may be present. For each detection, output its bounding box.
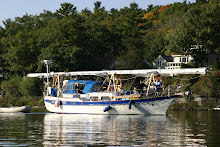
[27,61,206,115]
[0,106,31,113]
[43,113,170,146]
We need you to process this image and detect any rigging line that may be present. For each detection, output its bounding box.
[119,75,141,81]
[168,75,202,81]
[79,75,87,80]
[129,76,137,90]
[97,76,107,92]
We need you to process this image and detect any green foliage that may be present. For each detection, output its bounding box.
[144,31,166,62]
[191,72,220,98]
[20,78,43,97]
[212,60,220,71]
[166,0,220,66]
[1,1,218,74]
[56,3,77,17]
[116,38,148,69]
[158,2,189,27]
[1,75,22,106]
[0,76,43,106]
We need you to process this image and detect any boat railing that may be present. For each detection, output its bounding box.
[132,84,187,98]
[161,84,188,97]
[47,83,186,100]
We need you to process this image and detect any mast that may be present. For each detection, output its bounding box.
[43,60,52,95]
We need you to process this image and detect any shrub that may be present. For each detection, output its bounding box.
[1,76,44,106]
[191,72,220,98]
[1,75,23,106]
[20,78,43,97]
[212,60,220,71]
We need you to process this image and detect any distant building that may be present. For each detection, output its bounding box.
[153,53,220,69]
[153,55,193,69]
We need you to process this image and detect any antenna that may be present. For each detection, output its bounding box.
[43,60,52,95]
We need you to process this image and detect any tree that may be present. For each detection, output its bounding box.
[37,15,86,71]
[166,0,220,66]
[116,38,148,69]
[144,31,167,63]
[2,15,41,75]
[56,3,77,17]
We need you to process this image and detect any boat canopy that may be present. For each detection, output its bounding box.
[63,80,102,94]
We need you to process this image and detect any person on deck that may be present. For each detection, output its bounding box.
[153,78,163,97]
[137,80,147,97]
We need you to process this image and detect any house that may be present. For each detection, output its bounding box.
[153,55,193,69]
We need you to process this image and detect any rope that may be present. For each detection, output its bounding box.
[167,74,203,81]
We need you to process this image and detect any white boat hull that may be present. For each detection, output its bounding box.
[44,96,176,115]
[0,106,31,113]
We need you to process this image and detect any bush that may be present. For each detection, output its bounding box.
[0,76,44,106]
[16,96,44,107]
[20,78,43,97]
[1,75,23,106]
[212,60,220,71]
[191,72,220,98]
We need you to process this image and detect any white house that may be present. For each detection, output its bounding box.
[153,55,193,69]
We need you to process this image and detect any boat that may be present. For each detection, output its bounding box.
[0,106,31,113]
[43,72,179,115]
[27,60,207,115]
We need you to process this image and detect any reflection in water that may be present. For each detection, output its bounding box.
[0,112,45,146]
[43,113,207,146]
[0,111,219,146]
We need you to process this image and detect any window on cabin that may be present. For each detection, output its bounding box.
[78,83,85,90]
[90,97,98,101]
[101,96,110,101]
[90,83,102,92]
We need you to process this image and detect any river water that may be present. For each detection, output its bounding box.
[0,110,219,146]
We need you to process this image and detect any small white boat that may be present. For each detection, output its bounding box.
[213,107,220,110]
[0,106,31,113]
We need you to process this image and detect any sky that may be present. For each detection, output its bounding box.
[0,0,196,27]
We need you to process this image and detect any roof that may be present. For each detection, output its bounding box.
[161,55,173,62]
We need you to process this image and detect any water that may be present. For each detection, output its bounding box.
[0,110,220,146]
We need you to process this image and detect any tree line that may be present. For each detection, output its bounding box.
[0,0,219,106]
[0,0,219,75]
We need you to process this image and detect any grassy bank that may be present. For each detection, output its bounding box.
[169,97,220,111]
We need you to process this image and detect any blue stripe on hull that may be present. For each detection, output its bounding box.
[45,96,177,106]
